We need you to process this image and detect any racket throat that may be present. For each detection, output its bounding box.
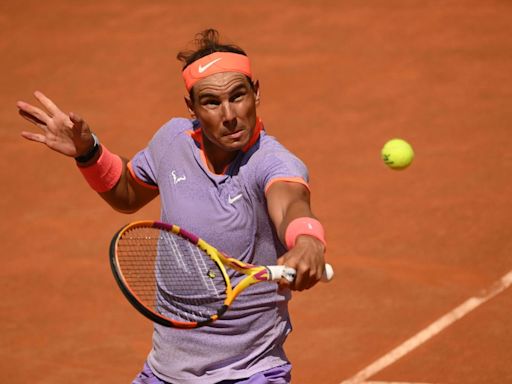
[216,305,229,319]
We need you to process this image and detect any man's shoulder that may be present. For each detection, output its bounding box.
[240,131,307,179]
[149,118,195,146]
[158,117,195,136]
[254,131,298,160]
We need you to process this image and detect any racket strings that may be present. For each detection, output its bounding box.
[117,227,227,323]
[117,230,160,309]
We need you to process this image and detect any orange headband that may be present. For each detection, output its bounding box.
[182,52,252,91]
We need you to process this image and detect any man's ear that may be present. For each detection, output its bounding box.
[184,96,196,118]
[253,80,261,106]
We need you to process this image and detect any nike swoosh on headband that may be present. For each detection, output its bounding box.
[198,58,222,73]
[182,52,252,91]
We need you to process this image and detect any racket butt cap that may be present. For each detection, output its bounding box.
[322,264,334,282]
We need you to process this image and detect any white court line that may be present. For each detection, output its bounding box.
[341,270,512,384]
[363,381,435,384]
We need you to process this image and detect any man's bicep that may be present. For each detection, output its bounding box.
[127,169,159,207]
[99,159,159,213]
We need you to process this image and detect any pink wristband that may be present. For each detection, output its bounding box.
[285,217,326,250]
[77,145,123,192]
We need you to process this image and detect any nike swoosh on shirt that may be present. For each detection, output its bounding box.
[198,58,222,73]
[228,193,243,204]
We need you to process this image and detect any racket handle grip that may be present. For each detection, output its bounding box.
[268,264,334,283]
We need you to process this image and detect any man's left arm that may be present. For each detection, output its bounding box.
[266,181,326,291]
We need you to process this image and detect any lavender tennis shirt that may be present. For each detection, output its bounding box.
[129,118,309,383]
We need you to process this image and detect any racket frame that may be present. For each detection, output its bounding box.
[109,220,278,328]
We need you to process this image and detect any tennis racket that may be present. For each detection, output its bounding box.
[109,220,333,329]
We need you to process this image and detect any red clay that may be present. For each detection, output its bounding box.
[2,1,512,383]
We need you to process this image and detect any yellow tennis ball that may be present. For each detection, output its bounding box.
[381,138,414,170]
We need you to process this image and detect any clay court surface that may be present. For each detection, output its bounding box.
[2,1,512,383]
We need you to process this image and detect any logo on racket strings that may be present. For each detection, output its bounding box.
[207,270,217,279]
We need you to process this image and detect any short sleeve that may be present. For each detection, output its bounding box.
[128,148,159,189]
[127,118,191,189]
[259,149,310,194]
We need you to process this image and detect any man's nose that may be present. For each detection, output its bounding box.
[221,102,237,129]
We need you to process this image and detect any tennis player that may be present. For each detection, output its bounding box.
[17,29,327,384]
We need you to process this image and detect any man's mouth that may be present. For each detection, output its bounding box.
[225,129,244,140]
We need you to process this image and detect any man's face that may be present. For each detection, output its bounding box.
[186,72,260,153]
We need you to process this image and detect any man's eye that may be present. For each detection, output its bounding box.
[203,100,220,106]
[231,93,245,102]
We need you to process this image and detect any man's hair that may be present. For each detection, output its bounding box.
[177,29,255,99]
[177,29,247,69]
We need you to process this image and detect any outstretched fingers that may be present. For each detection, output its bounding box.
[33,90,62,117]
[18,108,47,128]
[16,100,50,129]
[20,131,47,144]
[17,91,90,157]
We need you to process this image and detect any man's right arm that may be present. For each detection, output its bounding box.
[98,157,159,213]
[17,91,159,213]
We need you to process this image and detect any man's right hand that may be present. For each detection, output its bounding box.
[17,91,95,158]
